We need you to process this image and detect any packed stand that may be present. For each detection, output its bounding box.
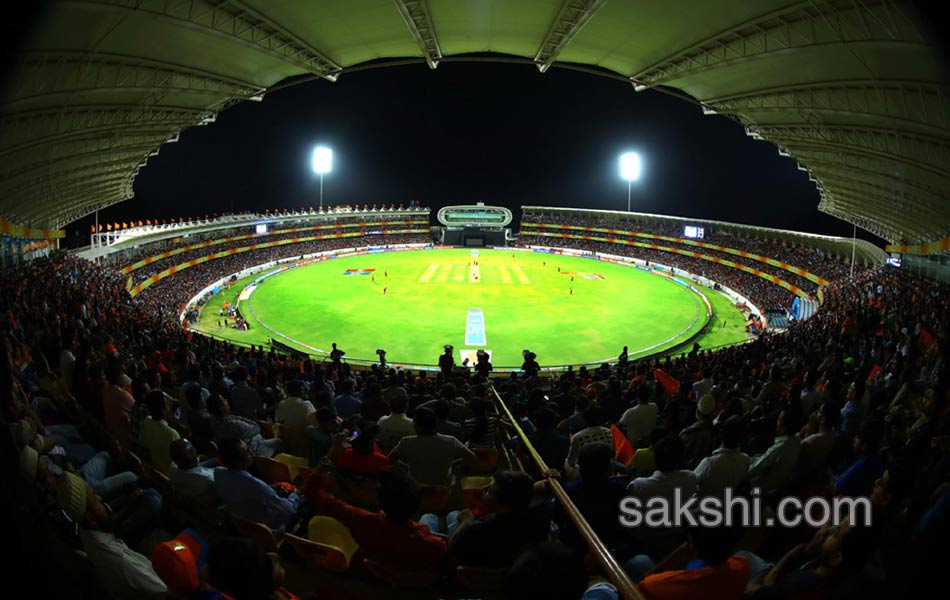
[3,248,949,600]
[522,212,858,284]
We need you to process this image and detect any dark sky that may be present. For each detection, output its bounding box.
[7,0,942,246]
[71,59,872,243]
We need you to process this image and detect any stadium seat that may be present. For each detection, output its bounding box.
[274,453,309,482]
[460,476,492,511]
[254,455,292,484]
[141,463,173,496]
[417,484,450,513]
[285,533,353,573]
[123,450,145,476]
[472,447,500,472]
[289,516,360,571]
[228,512,282,554]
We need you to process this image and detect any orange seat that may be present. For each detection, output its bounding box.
[472,447,500,471]
[254,455,292,484]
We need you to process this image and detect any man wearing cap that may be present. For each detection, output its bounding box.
[57,472,167,599]
[150,529,209,599]
[680,394,718,470]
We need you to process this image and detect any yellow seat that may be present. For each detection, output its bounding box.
[274,453,309,482]
[460,476,493,510]
[306,516,359,567]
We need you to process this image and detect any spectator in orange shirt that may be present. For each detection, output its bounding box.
[331,419,391,477]
[302,465,447,571]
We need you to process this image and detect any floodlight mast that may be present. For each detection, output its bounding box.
[312,146,333,211]
[619,152,641,212]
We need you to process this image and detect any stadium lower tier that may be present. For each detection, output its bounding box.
[5,251,947,599]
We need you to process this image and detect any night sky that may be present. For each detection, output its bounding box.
[6,0,942,247]
[70,59,871,243]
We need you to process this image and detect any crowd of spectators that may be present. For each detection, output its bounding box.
[112,210,428,268]
[4,235,949,599]
[522,212,859,283]
[124,220,429,284]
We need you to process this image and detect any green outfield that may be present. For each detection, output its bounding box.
[195,248,751,368]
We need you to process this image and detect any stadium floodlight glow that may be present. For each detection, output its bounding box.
[619,152,642,212]
[311,146,333,211]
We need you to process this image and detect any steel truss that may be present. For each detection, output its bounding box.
[0,105,209,156]
[392,0,442,69]
[9,51,265,110]
[757,123,950,177]
[707,81,950,137]
[534,0,607,73]
[632,0,925,88]
[65,0,341,80]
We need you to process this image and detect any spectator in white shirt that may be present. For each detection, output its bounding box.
[618,384,658,448]
[625,434,698,557]
[692,369,715,399]
[377,394,415,451]
[138,390,180,475]
[389,407,480,486]
[274,379,315,455]
[694,416,751,498]
[749,409,803,497]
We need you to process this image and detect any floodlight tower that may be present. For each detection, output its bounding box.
[312,146,333,211]
[619,152,641,212]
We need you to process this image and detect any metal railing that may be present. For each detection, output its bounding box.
[488,384,645,600]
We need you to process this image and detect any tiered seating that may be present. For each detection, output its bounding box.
[6,248,950,599]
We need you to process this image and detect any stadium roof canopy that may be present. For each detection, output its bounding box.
[1,0,948,244]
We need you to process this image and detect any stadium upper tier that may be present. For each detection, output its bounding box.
[80,206,430,263]
[1,1,948,246]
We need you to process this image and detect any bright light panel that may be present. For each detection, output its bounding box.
[312,146,333,174]
[619,152,641,181]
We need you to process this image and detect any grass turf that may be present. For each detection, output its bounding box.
[195,249,750,368]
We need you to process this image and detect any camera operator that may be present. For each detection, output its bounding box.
[330,343,345,370]
[376,349,387,368]
[475,349,493,379]
[438,345,455,377]
[521,350,540,378]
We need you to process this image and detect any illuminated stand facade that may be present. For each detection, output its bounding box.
[437,203,512,247]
